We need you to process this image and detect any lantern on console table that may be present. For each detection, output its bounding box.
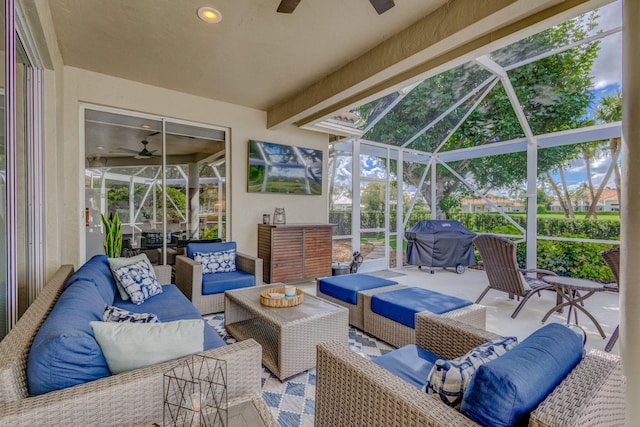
[273,208,286,224]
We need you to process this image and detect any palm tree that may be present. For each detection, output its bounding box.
[586,91,622,218]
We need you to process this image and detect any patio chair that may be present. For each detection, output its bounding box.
[473,234,559,318]
[601,247,620,352]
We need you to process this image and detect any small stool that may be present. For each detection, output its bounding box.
[363,287,486,348]
[317,274,405,330]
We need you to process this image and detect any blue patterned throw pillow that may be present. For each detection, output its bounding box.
[194,249,236,274]
[103,305,160,323]
[425,336,518,408]
[112,259,163,304]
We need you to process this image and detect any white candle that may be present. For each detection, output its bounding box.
[284,285,296,298]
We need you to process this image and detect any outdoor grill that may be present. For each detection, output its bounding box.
[404,220,476,274]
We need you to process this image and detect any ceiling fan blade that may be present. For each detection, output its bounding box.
[277,0,302,13]
[369,0,395,14]
[111,147,139,154]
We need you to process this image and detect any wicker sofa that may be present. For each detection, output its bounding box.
[175,241,263,314]
[0,264,276,426]
[316,313,626,426]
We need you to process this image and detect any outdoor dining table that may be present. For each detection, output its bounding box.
[541,275,607,338]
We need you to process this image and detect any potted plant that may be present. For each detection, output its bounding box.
[101,212,122,258]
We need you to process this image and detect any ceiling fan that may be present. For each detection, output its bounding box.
[112,139,158,159]
[277,0,395,15]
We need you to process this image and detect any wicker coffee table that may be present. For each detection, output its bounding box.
[224,285,348,381]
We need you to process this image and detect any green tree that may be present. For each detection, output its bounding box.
[586,90,623,218]
[358,11,600,219]
[360,182,385,211]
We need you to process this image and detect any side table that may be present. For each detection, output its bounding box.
[541,276,607,338]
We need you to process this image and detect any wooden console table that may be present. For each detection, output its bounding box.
[258,223,333,283]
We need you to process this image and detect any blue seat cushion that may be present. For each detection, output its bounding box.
[114,285,225,350]
[187,241,237,260]
[371,287,473,328]
[460,323,583,427]
[318,274,397,305]
[372,344,440,389]
[27,280,110,395]
[64,254,117,305]
[201,270,254,295]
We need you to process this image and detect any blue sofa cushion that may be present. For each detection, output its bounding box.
[114,284,226,350]
[372,344,440,389]
[187,241,237,260]
[371,287,473,328]
[64,254,116,305]
[460,323,583,427]
[27,280,110,396]
[202,270,254,295]
[318,274,397,305]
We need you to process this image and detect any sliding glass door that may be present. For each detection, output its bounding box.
[83,107,228,264]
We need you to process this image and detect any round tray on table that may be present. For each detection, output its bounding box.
[260,287,304,308]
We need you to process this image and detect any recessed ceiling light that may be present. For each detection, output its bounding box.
[141,124,151,129]
[96,146,104,150]
[198,7,222,23]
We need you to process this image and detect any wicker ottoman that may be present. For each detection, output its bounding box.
[362,287,486,348]
[316,274,406,330]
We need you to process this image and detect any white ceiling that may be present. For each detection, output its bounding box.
[46,0,448,111]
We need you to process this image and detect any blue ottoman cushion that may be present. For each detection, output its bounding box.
[371,287,473,328]
[372,344,440,389]
[318,274,397,305]
[114,285,226,350]
[460,323,583,427]
[202,270,254,295]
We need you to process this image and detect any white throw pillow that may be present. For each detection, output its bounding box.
[90,319,204,374]
[108,254,155,301]
[425,336,518,408]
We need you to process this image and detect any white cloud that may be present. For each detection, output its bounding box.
[590,1,623,89]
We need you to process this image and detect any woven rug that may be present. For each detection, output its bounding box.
[206,314,395,427]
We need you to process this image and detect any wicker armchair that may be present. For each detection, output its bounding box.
[601,247,620,352]
[175,242,263,315]
[315,313,626,427]
[473,234,559,318]
[0,265,276,426]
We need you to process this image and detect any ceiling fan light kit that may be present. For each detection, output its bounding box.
[277,0,394,15]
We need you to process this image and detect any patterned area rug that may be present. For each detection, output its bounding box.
[206,314,395,427]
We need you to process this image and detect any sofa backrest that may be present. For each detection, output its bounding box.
[186,241,237,260]
[0,265,74,403]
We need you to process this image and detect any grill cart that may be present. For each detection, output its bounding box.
[404,220,476,274]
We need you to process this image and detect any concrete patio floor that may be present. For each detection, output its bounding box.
[298,266,620,354]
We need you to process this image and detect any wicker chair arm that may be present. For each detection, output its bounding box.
[174,255,202,302]
[236,252,263,286]
[315,341,480,427]
[415,313,501,360]
[530,350,625,426]
[520,268,557,279]
[152,265,172,284]
[0,339,263,426]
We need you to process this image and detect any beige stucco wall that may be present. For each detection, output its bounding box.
[55,66,328,267]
